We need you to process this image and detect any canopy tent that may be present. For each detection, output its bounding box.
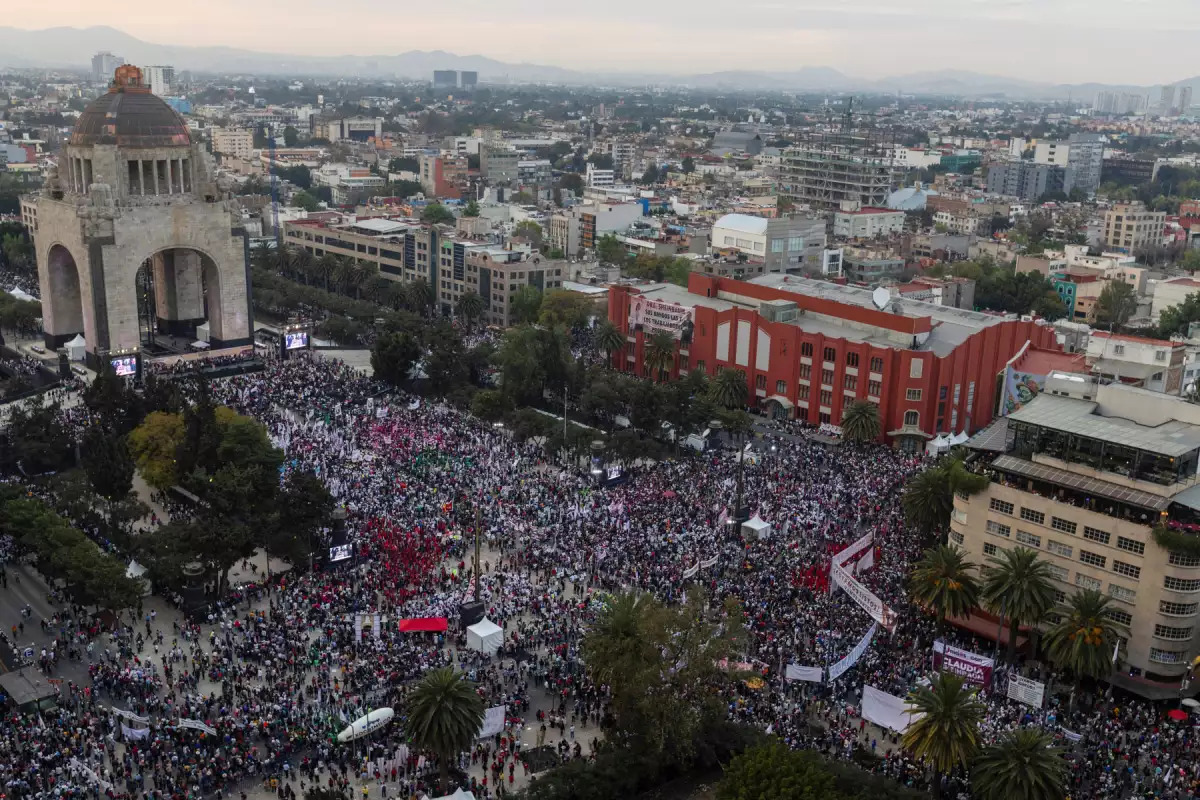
[125,560,152,595]
[7,287,36,302]
[949,431,970,446]
[925,434,952,457]
[196,322,210,343]
[64,334,86,362]
[398,617,448,633]
[466,618,503,654]
[741,515,771,540]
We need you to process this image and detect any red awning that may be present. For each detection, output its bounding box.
[398,617,448,633]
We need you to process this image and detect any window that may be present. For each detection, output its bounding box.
[904,410,919,427]
[1153,624,1194,641]
[1079,550,1107,568]
[1047,564,1069,581]
[983,542,997,556]
[819,390,833,406]
[787,236,804,251]
[949,531,964,545]
[770,238,785,253]
[1159,600,1199,617]
[1115,536,1145,556]
[1047,540,1073,558]
[1016,530,1042,547]
[776,380,786,394]
[799,365,811,380]
[1051,517,1077,535]
[1075,573,1101,591]
[798,385,809,400]
[1083,527,1110,545]
[905,388,922,401]
[1052,588,1067,604]
[1020,508,1045,525]
[870,357,883,373]
[868,381,882,397]
[1155,350,1166,362]
[953,384,961,404]
[821,369,834,386]
[696,360,706,373]
[823,347,836,363]
[989,499,1015,515]
[1169,551,1200,568]
[801,342,813,357]
[1114,344,1125,355]
[1164,576,1200,592]
[1106,609,1133,627]
[910,360,923,378]
[1112,561,1141,580]
[844,375,857,391]
[939,386,948,400]
[986,520,1011,538]
[846,352,859,368]
[1149,648,1187,664]
[1108,584,1136,603]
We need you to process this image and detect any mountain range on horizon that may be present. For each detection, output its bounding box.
[1,25,1197,103]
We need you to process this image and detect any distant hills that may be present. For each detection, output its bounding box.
[0,25,1196,102]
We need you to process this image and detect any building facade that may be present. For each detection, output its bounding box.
[211,128,255,160]
[954,379,1200,682]
[833,207,905,239]
[1066,133,1105,197]
[1104,202,1167,254]
[710,214,829,274]
[91,52,124,83]
[780,134,897,211]
[986,162,1068,201]
[607,273,1058,448]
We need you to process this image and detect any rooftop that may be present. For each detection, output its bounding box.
[1007,391,1200,457]
[713,213,769,235]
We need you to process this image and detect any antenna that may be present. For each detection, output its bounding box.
[871,286,890,310]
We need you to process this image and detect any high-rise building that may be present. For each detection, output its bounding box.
[987,162,1069,201]
[144,65,175,97]
[780,131,897,211]
[432,70,458,89]
[1104,202,1167,255]
[1161,85,1177,110]
[1065,133,1104,197]
[1179,86,1194,114]
[480,145,519,184]
[459,71,478,89]
[91,52,125,83]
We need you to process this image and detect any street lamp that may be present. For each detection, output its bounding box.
[711,418,747,525]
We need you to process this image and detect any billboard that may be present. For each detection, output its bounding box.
[111,356,137,377]
[328,543,353,562]
[628,294,694,338]
[932,640,994,686]
[285,331,309,350]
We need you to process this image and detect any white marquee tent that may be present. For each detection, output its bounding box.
[64,334,86,362]
[741,515,771,540]
[466,618,503,655]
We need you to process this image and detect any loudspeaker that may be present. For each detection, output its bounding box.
[58,352,70,380]
[460,599,485,628]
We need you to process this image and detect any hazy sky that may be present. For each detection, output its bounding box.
[9,0,1199,84]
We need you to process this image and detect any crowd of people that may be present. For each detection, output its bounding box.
[0,350,1196,800]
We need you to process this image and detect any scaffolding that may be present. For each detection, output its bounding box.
[780,128,898,212]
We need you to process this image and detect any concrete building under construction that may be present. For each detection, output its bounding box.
[779,130,898,212]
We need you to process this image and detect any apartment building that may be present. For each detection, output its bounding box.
[281,218,564,323]
[418,154,467,199]
[1104,202,1167,255]
[954,378,1200,683]
[710,214,830,275]
[985,162,1068,202]
[833,206,905,240]
[480,145,519,184]
[1086,331,1187,394]
[547,201,644,257]
[211,128,255,160]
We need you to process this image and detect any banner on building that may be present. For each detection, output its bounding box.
[477,705,506,739]
[932,640,995,686]
[628,294,694,338]
[178,719,217,735]
[862,684,921,733]
[1006,674,1045,708]
[785,664,824,683]
[828,622,878,681]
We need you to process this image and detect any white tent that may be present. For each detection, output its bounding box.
[64,334,86,362]
[741,515,771,540]
[949,431,970,447]
[926,434,951,457]
[195,322,210,343]
[466,618,503,655]
[8,287,36,302]
[125,560,152,595]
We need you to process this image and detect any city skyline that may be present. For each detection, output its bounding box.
[2,0,1199,85]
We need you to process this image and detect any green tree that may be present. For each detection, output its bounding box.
[425,325,469,395]
[840,400,881,443]
[538,289,592,329]
[510,285,543,325]
[291,190,320,212]
[909,545,980,638]
[1045,588,1127,689]
[1095,280,1138,329]
[596,233,627,265]
[371,331,422,386]
[420,203,456,225]
[4,398,73,474]
[901,458,988,536]
[513,219,544,248]
[270,469,334,568]
[470,389,510,421]
[127,411,187,490]
[644,331,677,383]
[405,277,435,316]
[1157,291,1200,338]
[709,368,748,410]
[681,156,696,173]
[639,165,660,185]
[716,741,842,800]
[80,424,135,529]
[462,199,480,217]
[971,729,1067,800]
[596,320,626,365]
[404,667,486,794]
[981,546,1057,665]
[282,125,299,147]
[902,673,985,799]
[388,156,420,174]
[455,290,485,329]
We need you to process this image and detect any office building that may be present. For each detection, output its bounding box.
[1180,87,1194,114]
[611,140,637,181]
[1104,202,1166,254]
[1102,158,1156,185]
[1066,133,1105,197]
[954,377,1200,684]
[211,128,255,160]
[607,273,1057,446]
[711,214,830,274]
[780,131,897,211]
[585,162,615,188]
[480,145,519,184]
[1162,85,1177,111]
[282,217,565,323]
[143,65,174,97]
[459,71,478,89]
[1034,141,1070,167]
[433,70,458,89]
[91,52,124,83]
[986,161,1068,201]
[418,154,467,199]
[833,206,906,240]
[310,116,383,143]
[547,200,644,257]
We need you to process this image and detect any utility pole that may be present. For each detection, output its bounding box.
[473,503,482,603]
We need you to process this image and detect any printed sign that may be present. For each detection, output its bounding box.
[628,294,694,338]
[932,640,995,686]
[1006,674,1045,708]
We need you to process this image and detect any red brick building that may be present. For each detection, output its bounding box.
[608,273,1060,449]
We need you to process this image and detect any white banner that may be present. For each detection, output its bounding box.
[681,563,699,579]
[477,705,506,739]
[828,623,877,681]
[699,555,719,569]
[68,758,113,792]
[832,532,874,567]
[1007,674,1045,708]
[1060,727,1082,742]
[785,664,824,683]
[831,562,898,632]
[110,707,150,725]
[862,684,921,733]
[856,549,875,574]
[178,719,217,735]
[628,294,694,337]
[121,724,150,740]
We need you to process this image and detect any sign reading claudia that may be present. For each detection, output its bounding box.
[932,640,994,686]
[629,294,694,338]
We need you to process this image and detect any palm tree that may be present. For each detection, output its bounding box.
[902,672,985,799]
[902,457,989,537]
[406,278,434,317]
[909,545,980,638]
[644,331,676,383]
[841,399,882,443]
[981,547,1057,666]
[404,667,485,794]
[971,729,1067,800]
[1045,588,1127,702]
[709,368,748,411]
[595,320,625,366]
[291,246,314,285]
[315,253,338,292]
[456,291,485,330]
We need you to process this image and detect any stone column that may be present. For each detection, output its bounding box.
[166,159,174,194]
[150,160,160,195]
[138,160,146,195]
